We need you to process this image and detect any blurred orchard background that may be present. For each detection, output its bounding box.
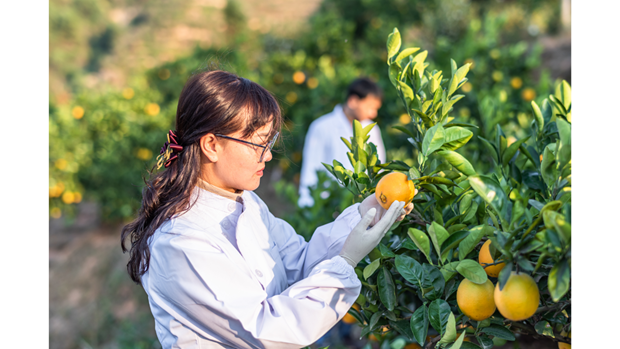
[49,0,570,348]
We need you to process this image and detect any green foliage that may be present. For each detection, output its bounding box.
[329,29,571,348]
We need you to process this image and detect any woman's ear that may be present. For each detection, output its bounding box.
[200,134,219,162]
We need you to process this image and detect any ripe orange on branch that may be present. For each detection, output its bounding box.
[456,279,496,321]
[479,240,505,277]
[494,272,540,321]
[375,172,415,210]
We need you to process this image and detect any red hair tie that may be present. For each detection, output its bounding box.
[156,130,184,169]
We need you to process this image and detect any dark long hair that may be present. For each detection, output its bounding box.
[121,70,282,284]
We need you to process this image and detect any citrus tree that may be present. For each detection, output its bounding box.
[324,28,571,349]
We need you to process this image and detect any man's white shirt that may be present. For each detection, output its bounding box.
[298,104,386,207]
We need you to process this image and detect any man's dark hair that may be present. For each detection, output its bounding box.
[345,77,383,101]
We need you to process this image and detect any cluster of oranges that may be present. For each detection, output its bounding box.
[457,239,540,322]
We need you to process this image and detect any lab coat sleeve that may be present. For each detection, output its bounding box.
[261,200,363,284]
[298,120,326,207]
[147,222,361,348]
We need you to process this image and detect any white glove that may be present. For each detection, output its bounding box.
[358,190,417,227]
[339,200,406,267]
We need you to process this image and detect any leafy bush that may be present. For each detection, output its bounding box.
[320,28,570,348]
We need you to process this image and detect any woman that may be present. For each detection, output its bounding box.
[121,70,413,348]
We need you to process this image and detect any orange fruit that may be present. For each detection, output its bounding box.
[478,240,505,278]
[342,304,359,324]
[494,272,540,321]
[558,343,571,349]
[457,279,496,321]
[404,344,422,349]
[521,88,536,101]
[292,71,306,84]
[375,172,415,210]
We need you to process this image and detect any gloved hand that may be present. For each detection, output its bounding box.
[358,189,417,227]
[339,200,406,267]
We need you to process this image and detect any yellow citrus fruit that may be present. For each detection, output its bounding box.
[521,88,536,101]
[286,91,298,104]
[494,272,540,321]
[479,240,505,278]
[307,77,319,89]
[510,77,523,89]
[404,344,422,349]
[72,106,85,119]
[558,343,571,349]
[145,103,160,116]
[122,87,135,99]
[375,172,415,210]
[342,304,359,324]
[457,278,496,321]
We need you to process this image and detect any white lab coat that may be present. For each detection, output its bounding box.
[141,180,362,348]
[298,104,386,207]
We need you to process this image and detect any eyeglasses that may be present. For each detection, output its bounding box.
[215,131,279,163]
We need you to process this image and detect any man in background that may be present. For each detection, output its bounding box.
[298,77,386,207]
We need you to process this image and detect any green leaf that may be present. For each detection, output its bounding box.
[448,62,470,97]
[395,254,425,288]
[389,62,402,87]
[448,342,482,349]
[398,80,415,105]
[469,175,509,224]
[556,118,571,166]
[478,136,499,164]
[510,200,525,228]
[422,123,446,156]
[389,319,414,342]
[440,127,474,151]
[458,225,488,260]
[429,222,450,258]
[480,325,516,341]
[394,47,421,63]
[354,161,367,174]
[364,259,381,280]
[408,228,433,264]
[392,125,416,139]
[378,266,397,311]
[548,259,570,302]
[541,144,557,187]
[340,137,352,151]
[497,262,513,291]
[444,122,479,129]
[501,136,530,167]
[477,334,493,349]
[437,150,477,176]
[438,313,458,345]
[378,243,396,258]
[386,28,402,62]
[531,101,544,133]
[428,299,451,335]
[456,259,488,284]
[440,261,460,282]
[422,264,446,301]
[535,321,555,337]
[411,304,429,346]
[441,230,469,255]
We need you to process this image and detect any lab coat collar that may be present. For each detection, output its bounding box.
[196,178,244,203]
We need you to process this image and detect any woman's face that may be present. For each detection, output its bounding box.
[209,122,275,192]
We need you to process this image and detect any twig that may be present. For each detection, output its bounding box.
[424,335,442,349]
[535,300,571,314]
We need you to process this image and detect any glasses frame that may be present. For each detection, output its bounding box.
[215,131,279,163]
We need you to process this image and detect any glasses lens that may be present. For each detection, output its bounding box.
[259,132,279,162]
